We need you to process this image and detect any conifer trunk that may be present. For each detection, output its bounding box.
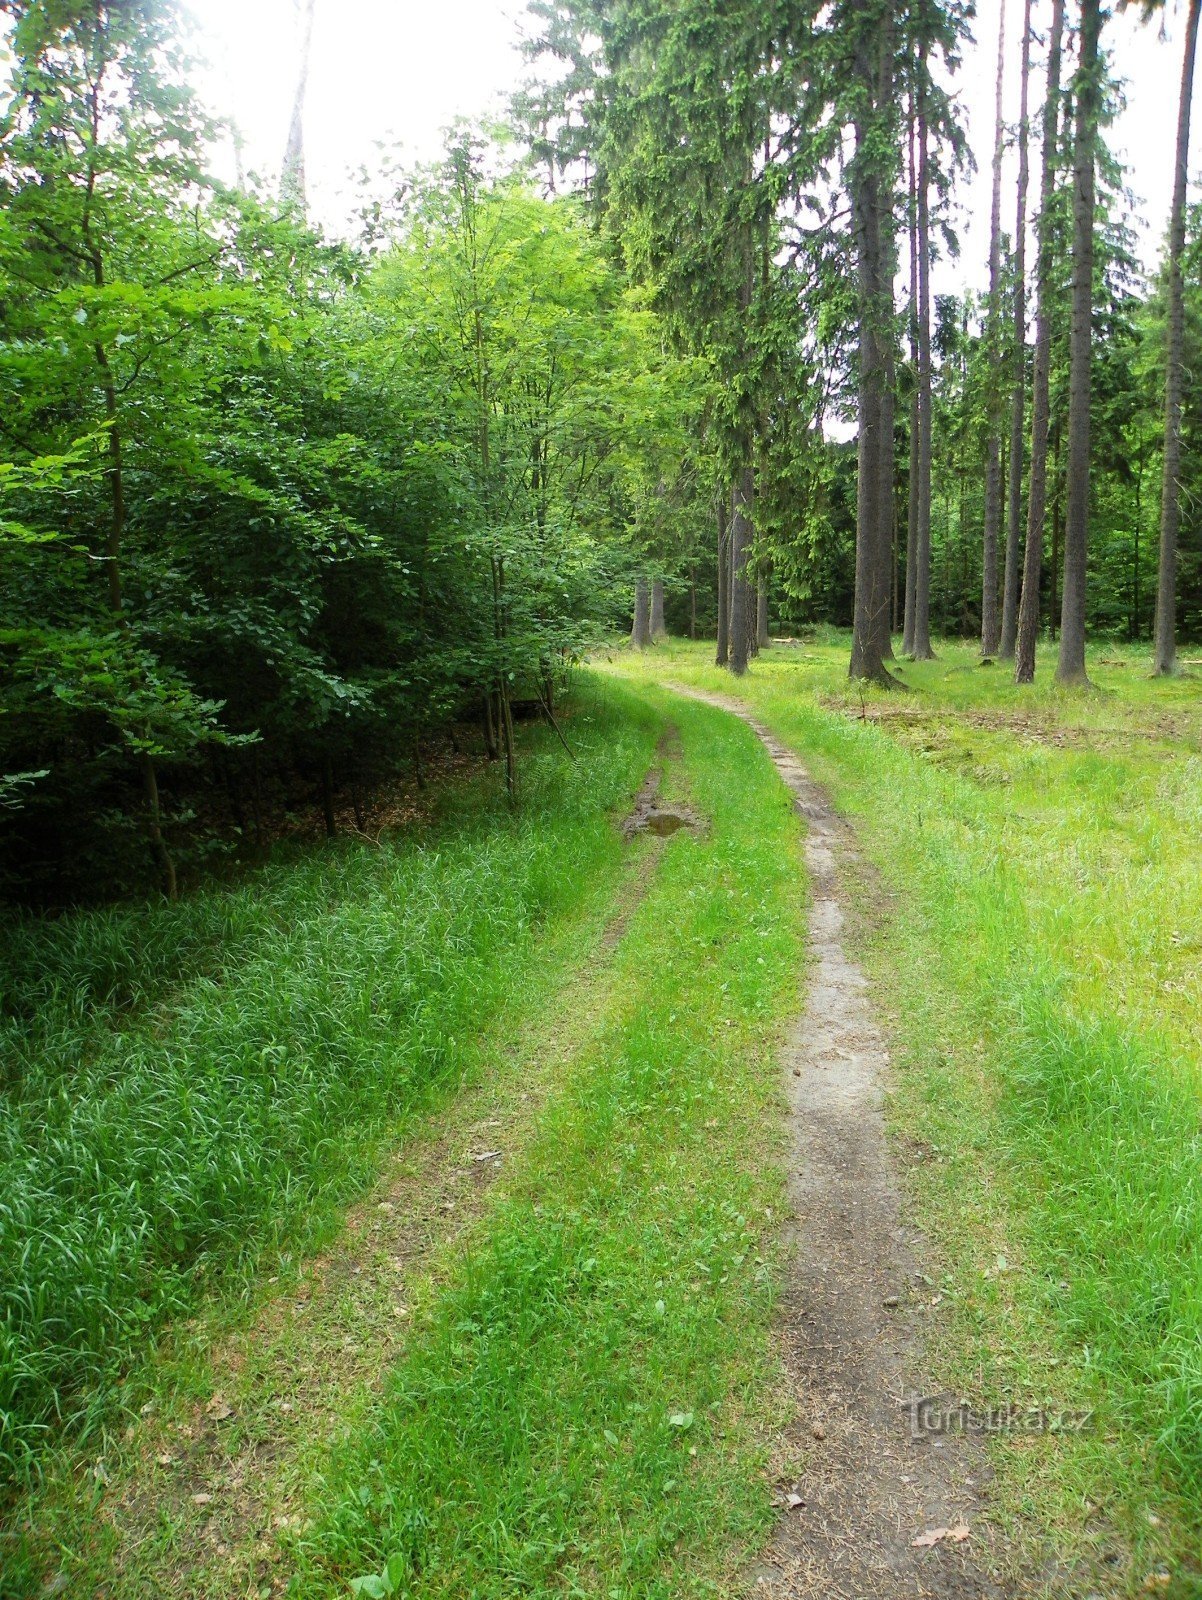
[981,0,1008,656]
[630,576,652,648]
[1000,0,1033,660]
[911,61,936,662]
[1016,0,1066,684]
[650,577,667,641]
[1153,0,1201,676]
[715,495,730,666]
[904,85,920,658]
[849,5,899,683]
[729,468,754,675]
[1055,0,1102,685]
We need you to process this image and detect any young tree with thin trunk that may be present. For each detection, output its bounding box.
[980,0,1008,656]
[756,571,769,649]
[1152,0,1201,675]
[1016,0,1067,683]
[1055,0,1103,685]
[281,0,316,207]
[1000,0,1033,660]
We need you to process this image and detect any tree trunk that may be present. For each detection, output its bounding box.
[911,64,936,662]
[1153,0,1200,675]
[757,570,769,649]
[850,10,899,684]
[320,753,336,838]
[903,86,920,656]
[729,467,754,675]
[981,0,1008,656]
[689,565,697,638]
[1055,0,1102,685]
[281,0,315,206]
[650,577,667,642]
[630,575,652,648]
[1015,0,1066,684]
[1000,0,1033,660]
[715,495,730,665]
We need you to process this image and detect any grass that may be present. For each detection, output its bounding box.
[283,687,809,1599]
[0,681,661,1490]
[612,632,1202,1592]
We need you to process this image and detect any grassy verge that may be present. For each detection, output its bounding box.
[285,686,809,1599]
[0,681,660,1490]
[612,635,1202,1593]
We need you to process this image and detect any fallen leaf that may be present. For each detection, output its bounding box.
[668,1411,694,1430]
[192,1492,213,1505]
[785,1492,805,1509]
[205,1394,234,1421]
[947,1523,971,1542]
[912,1527,949,1548]
[472,1150,502,1163]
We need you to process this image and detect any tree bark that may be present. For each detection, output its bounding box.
[756,570,769,649]
[1000,0,1033,660]
[1153,0,1201,676]
[1016,0,1066,684]
[911,64,936,662]
[981,0,1008,656]
[630,575,652,648]
[850,8,899,683]
[1055,0,1102,686]
[281,0,315,206]
[650,576,667,642]
[903,85,920,656]
[715,495,730,665]
[729,467,754,675]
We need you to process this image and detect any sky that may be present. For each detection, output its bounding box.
[186,0,1195,291]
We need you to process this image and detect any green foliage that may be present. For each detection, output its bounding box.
[0,8,696,900]
[0,687,649,1486]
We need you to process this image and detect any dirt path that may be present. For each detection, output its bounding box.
[668,686,1010,1600]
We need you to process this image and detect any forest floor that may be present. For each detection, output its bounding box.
[5,636,1202,1599]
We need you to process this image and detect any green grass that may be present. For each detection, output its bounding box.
[613,633,1202,1588]
[285,688,809,1599]
[0,681,661,1489]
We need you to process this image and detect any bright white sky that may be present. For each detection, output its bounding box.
[187,0,1192,288]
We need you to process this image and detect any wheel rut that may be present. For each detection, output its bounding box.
[667,684,1011,1600]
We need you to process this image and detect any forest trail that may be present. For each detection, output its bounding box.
[668,685,1009,1600]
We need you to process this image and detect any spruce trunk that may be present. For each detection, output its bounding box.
[1153,0,1201,676]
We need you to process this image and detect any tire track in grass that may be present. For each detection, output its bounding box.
[281,690,809,1600]
[15,756,678,1600]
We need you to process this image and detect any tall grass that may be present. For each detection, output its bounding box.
[0,685,658,1486]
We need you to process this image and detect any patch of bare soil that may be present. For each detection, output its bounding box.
[668,686,1012,1600]
[825,699,1197,754]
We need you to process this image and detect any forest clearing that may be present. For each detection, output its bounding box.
[4,641,1202,1597]
[6,0,1202,1594]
